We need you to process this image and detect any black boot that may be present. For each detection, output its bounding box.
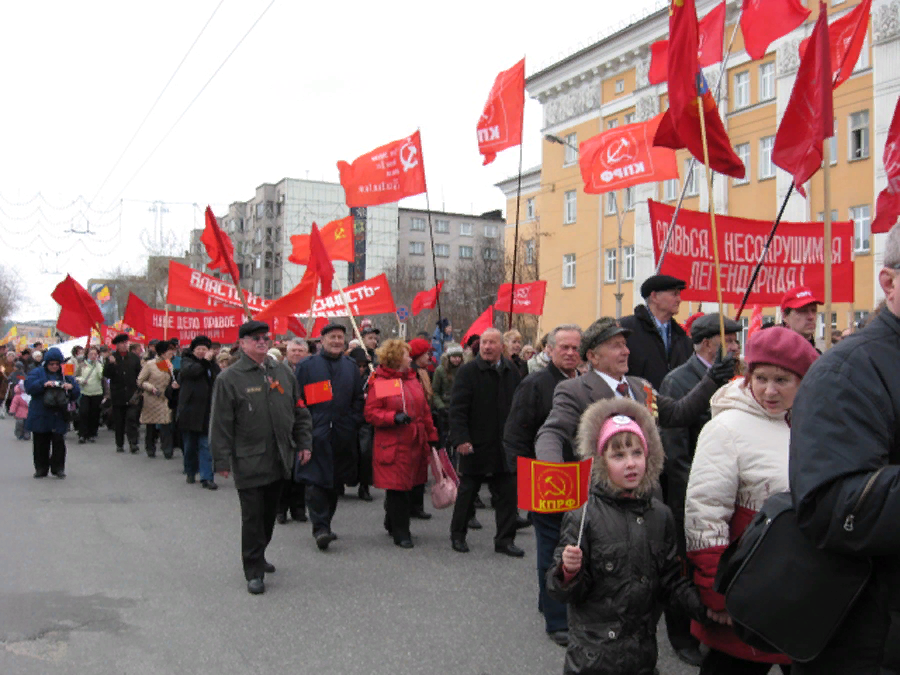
[358,485,373,502]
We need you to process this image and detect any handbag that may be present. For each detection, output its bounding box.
[429,447,458,509]
[42,385,69,410]
[713,483,879,663]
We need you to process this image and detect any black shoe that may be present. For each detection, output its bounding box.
[315,531,337,551]
[52,471,66,480]
[116,447,125,453]
[515,515,532,530]
[130,446,139,454]
[291,509,307,523]
[186,475,196,484]
[200,480,218,491]
[495,543,525,558]
[451,538,469,553]
[33,471,48,479]
[357,485,373,502]
[468,516,483,530]
[675,645,704,667]
[411,509,432,520]
[276,513,288,525]
[247,578,265,595]
[548,630,569,647]
[146,451,156,458]
[88,437,96,443]
[383,514,392,535]
[473,494,486,509]
[163,452,173,459]
[77,437,86,444]
[263,562,276,574]
[394,538,414,549]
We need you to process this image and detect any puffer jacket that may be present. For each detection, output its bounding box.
[137,358,173,425]
[684,378,792,664]
[431,350,461,411]
[547,397,706,675]
[24,348,80,435]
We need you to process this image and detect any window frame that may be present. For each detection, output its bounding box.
[759,136,776,180]
[850,204,871,254]
[733,143,751,186]
[459,245,474,259]
[849,110,870,161]
[733,70,751,109]
[562,254,576,288]
[409,241,425,256]
[564,190,577,224]
[564,132,578,165]
[759,62,775,101]
[605,248,617,283]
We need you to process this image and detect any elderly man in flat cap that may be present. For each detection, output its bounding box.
[103,333,142,453]
[620,274,693,390]
[658,313,742,666]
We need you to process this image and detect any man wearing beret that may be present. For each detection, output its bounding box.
[658,313,741,666]
[209,320,313,595]
[103,333,142,453]
[620,274,693,390]
[780,285,822,354]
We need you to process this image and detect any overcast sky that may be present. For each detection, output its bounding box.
[1,0,663,321]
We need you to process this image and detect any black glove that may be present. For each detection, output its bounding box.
[394,412,412,425]
[708,352,736,386]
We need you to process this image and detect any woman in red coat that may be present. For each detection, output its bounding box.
[364,339,438,549]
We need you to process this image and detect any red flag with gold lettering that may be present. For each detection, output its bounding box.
[477,58,525,166]
[517,457,593,513]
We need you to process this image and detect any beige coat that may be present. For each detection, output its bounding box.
[137,359,172,425]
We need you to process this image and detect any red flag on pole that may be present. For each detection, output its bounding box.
[337,132,426,208]
[123,292,150,335]
[741,0,811,61]
[773,4,833,193]
[51,275,105,337]
[748,304,763,341]
[309,223,335,296]
[254,267,318,322]
[873,98,900,234]
[412,281,444,316]
[373,378,403,399]
[303,380,333,405]
[648,2,725,85]
[493,281,547,315]
[799,0,871,89]
[461,306,493,348]
[288,215,355,265]
[312,316,329,337]
[477,58,525,166]
[516,457,593,513]
[200,206,241,283]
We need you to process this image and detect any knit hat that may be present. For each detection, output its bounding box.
[154,340,175,357]
[348,346,370,366]
[408,338,431,360]
[444,342,463,357]
[267,348,283,361]
[189,335,213,350]
[596,414,648,457]
[745,326,819,378]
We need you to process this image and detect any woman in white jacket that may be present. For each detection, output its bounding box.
[684,326,819,675]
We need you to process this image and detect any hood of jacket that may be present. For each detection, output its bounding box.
[710,378,787,423]
[43,347,64,366]
[577,396,664,499]
[439,350,463,372]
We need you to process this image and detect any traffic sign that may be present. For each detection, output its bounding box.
[396,306,409,321]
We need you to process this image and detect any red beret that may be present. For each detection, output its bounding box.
[745,326,819,378]
[408,338,431,360]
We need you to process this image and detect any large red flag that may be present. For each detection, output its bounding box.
[773,3,833,192]
[123,292,150,334]
[309,223,335,296]
[648,2,725,85]
[741,0,810,60]
[654,0,745,179]
[411,281,444,316]
[337,132,426,208]
[461,306,493,348]
[873,98,900,234]
[51,275,105,337]
[288,216,355,265]
[254,267,318,322]
[200,206,241,283]
[799,0,871,89]
[580,114,678,193]
[494,281,547,315]
[477,58,525,166]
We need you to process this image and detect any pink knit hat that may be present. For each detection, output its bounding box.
[596,414,648,456]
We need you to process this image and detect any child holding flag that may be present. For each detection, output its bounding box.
[547,397,707,675]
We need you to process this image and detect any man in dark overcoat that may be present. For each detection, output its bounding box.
[103,333,142,453]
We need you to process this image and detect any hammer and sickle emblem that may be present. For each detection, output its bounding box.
[334,226,346,240]
[669,0,684,15]
[542,474,567,498]
[399,141,419,173]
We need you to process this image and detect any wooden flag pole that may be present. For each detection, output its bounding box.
[164,304,169,341]
[234,277,253,320]
[823,141,833,349]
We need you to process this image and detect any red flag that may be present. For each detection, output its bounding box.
[51,275,105,337]
[654,0,745,179]
[773,4,833,192]
[648,2,725,84]
[874,98,900,234]
[516,457,593,513]
[411,281,444,316]
[461,306,493,348]
[748,304,763,340]
[309,223,335,296]
[123,292,150,335]
[287,316,307,337]
[493,281,547,315]
[741,0,810,60]
[200,206,241,283]
[288,215,355,265]
[303,380,333,405]
[580,114,678,193]
[799,0,871,89]
[312,317,329,337]
[477,58,525,165]
[254,267,318,322]
[337,132,426,208]
[373,378,403,399]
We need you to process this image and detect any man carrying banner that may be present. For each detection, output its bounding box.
[780,285,822,354]
[103,333,142,453]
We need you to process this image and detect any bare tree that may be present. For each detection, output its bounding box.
[0,265,24,323]
[500,217,545,344]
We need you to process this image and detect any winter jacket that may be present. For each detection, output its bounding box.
[684,379,792,664]
[24,348,80,435]
[448,355,521,475]
[547,397,706,675]
[293,352,365,489]
[431,351,461,411]
[103,350,142,405]
[137,359,173,425]
[620,305,693,390]
[176,351,220,433]
[509,353,529,380]
[789,309,900,675]
[364,365,438,492]
[209,352,313,490]
[9,384,29,420]
[76,359,104,397]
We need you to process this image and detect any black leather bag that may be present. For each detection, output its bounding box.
[714,489,876,662]
[43,385,69,410]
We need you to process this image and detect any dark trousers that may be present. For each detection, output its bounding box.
[112,404,140,449]
[385,489,412,542]
[700,650,791,675]
[411,483,426,513]
[450,472,517,545]
[277,479,306,518]
[33,431,66,475]
[145,423,173,457]
[532,512,568,634]
[306,484,339,536]
[664,470,699,651]
[237,481,281,581]
[78,394,102,439]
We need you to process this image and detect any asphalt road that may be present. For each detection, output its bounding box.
[0,418,700,675]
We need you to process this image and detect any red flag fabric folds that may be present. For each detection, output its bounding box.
[200,206,241,283]
[493,281,547,315]
[748,304,763,340]
[337,132,426,208]
[123,292,150,335]
[648,2,725,85]
[773,3,833,192]
[309,223,335,296]
[288,216,355,265]
[461,306,493,348]
[799,0,871,89]
[873,97,900,234]
[254,268,318,322]
[412,281,444,316]
[52,275,106,337]
[741,0,811,60]
[477,58,525,165]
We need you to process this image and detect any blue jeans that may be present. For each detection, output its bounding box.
[532,512,568,634]
[182,431,213,482]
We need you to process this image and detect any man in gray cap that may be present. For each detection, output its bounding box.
[658,312,741,666]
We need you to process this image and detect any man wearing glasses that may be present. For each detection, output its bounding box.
[210,320,312,595]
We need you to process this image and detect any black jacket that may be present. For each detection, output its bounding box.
[620,305,693,390]
[547,489,706,675]
[176,351,220,433]
[103,350,142,405]
[503,362,572,472]
[510,353,529,380]
[790,310,900,674]
[449,355,521,475]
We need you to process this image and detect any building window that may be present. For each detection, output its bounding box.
[624,186,635,211]
[434,243,450,257]
[817,312,838,339]
[605,249,617,283]
[855,36,869,71]
[484,224,499,238]
[734,143,751,185]
[663,179,679,201]
[606,193,617,215]
[264,251,273,269]
[607,119,618,130]
[759,136,776,179]
[816,210,839,223]
[526,197,535,220]
[460,222,473,236]
[459,245,474,259]
[850,204,871,253]
[274,280,281,296]
[615,78,624,94]
[562,254,576,288]
[253,279,261,295]
[759,62,775,101]
[854,310,870,329]
[434,219,449,234]
[564,132,578,164]
[265,279,271,295]
[623,246,635,280]
[684,160,699,195]
[410,265,426,280]
[254,229,262,243]
[255,255,261,269]
[849,111,870,160]
[564,190,577,224]
[482,247,499,261]
[256,202,265,219]
[624,112,635,125]
[411,217,426,231]
[525,239,535,265]
[436,267,449,280]
[734,71,750,109]
[829,118,838,165]
[409,241,425,256]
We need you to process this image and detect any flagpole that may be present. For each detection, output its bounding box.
[576,457,594,548]
[508,75,526,333]
[613,190,625,319]
[423,190,445,350]
[823,140,833,349]
[164,304,169,341]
